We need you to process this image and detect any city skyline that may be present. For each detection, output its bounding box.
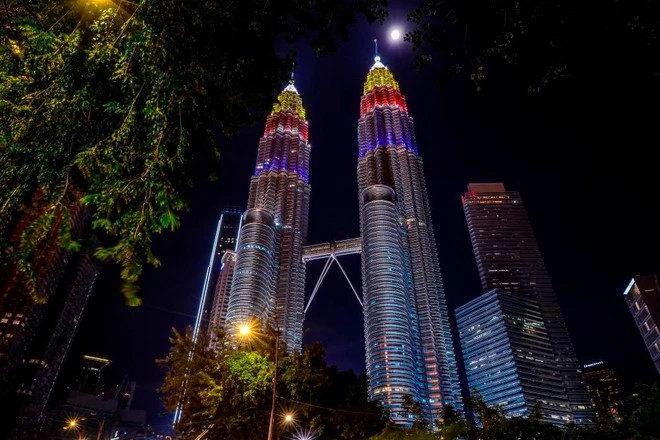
[219,53,463,424]
[71,33,659,427]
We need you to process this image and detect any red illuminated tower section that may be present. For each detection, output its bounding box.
[357,56,462,423]
[225,81,311,352]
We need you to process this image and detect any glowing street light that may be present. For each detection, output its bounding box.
[63,416,105,440]
[292,427,318,440]
[239,324,252,336]
[284,413,294,423]
[390,28,402,41]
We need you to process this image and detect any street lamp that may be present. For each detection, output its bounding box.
[239,324,252,336]
[236,322,281,440]
[64,416,105,440]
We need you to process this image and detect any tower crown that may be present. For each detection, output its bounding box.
[364,56,400,94]
[271,81,306,119]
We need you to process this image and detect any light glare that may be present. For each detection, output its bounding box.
[239,324,251,335]
[390,29,401,41]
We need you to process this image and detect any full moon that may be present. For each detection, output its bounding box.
[390,29,401,41]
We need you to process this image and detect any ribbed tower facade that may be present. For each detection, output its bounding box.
[456,289,571,425]
[462,183,594,424]
[358,56,462,423]
[225,81,311,351]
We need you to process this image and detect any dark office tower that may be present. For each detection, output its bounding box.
[0,191,87,391]
[623,275,660,375]
[357,55,462,423]
[10,241,101,439]
[456,289,571,425]
[0,189,99,438]
[191,207,242,342]
[226,80,311,352]
[582,361,623,415]
[462,183,594,424]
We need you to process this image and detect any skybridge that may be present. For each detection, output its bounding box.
[302,237,362,312]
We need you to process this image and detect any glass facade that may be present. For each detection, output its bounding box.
[361,185,418,424]
[456,289,571,425]
[192,207,242,343]
[225,82,311,352]
[461,183,594,424]
[358,56,463,423]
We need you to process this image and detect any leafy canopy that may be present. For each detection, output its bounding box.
[0,0,386,304]
[158,326,386,440]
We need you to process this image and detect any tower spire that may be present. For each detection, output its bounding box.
[283,61,299,94]
[371,38,384,70]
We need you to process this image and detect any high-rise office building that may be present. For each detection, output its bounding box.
[10,241,101,439]
[191,207,242,343]
[457,289,570,424]
[357,55,462,423]
[208,250,237,349]
[582,361,622,415]
[623,275,660,375]
[461,183,594,424]
[0,190,98,438]
[0,191,87,392]
[225,80,311,352]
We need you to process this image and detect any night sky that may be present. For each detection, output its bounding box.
[68,2,659,427]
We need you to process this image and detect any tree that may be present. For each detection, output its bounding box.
[405,0,659,92]
[621,381,660,440]
[436,404,472,440]
[158,326,277,439]
[368,425,438,440]
[0,0,386,304]
[158,328,386,440]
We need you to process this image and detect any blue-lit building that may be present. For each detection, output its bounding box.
[357,56,463,424]
[456,289,571,425]
[460,183,594,424]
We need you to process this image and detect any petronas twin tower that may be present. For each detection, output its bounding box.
[224,55,462,423]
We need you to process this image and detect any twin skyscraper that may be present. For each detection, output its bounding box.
[223,55,462,423]
[218,54,593,426]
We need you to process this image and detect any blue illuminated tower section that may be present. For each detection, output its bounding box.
[357,56,462,423]
[225,81,311,352]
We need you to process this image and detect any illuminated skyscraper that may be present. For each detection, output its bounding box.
[582,361,623,415]
[456,289,571,425]
[357,55,462,423]
[461,183,594,424]
[623,275,660,375]
[191,207,242,343]
[225,80,311,352]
